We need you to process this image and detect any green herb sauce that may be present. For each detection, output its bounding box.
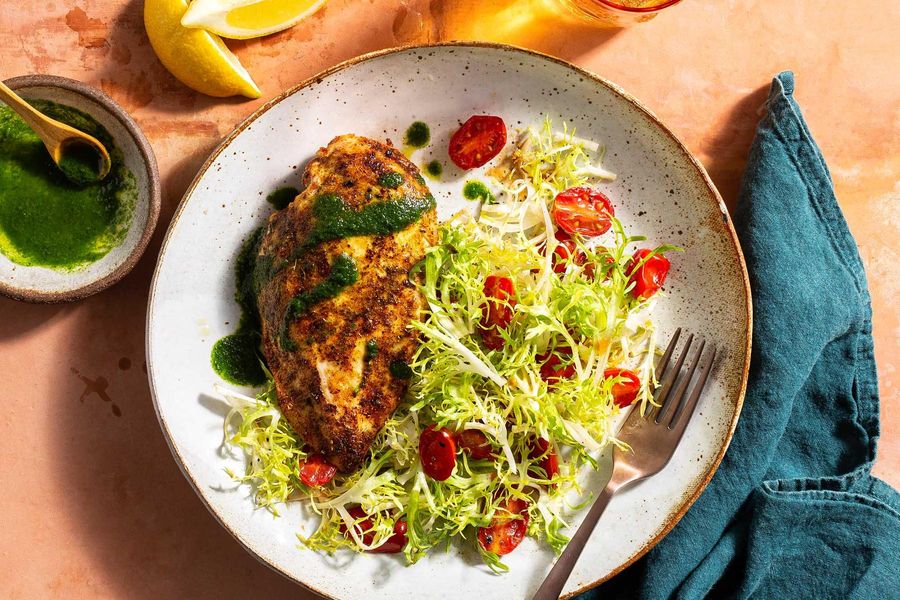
[0,99,136,270]
[266,186,298,210]
[280,254,359,350]
[378,171,404,189]
[404,121,430,148]
[234,227,264,332]
[211,333,266,386]
[268,193,436,277]
[210,227,267,386]
[307,193,435,244]
[425,160,443,179]
[389,359,413,379]
[463,180,495,203]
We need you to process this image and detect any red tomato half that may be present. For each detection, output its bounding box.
[626,249,670,299]
[369,520,409,554]
[448,115,507,169]
[537,347,576,384]
[479,275,516,350]
[477,497,530,556]
[604,368,641,408]
[341,507,408,553]
[341,506,376,545]
[529,438,560,480]
[457,429,493,460]
[419,425,457,481]
[298,454,337,487]
[552,187,614,237]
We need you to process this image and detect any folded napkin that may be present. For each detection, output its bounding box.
[583,72,900,599]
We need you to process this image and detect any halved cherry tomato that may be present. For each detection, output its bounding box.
[604,368,641,408]
[341,507,408,553]
[457,429,493,460]
[298,454,337,487]
[552,187,614,237]
[341,506,376,545]
[448,115,507,169]
[477,497,530,556]
[626,249,670,299]
[479,275,516,350]
[419,425,457,481]
[369,520,409,554]
[537,347,576,384]
[529,438,560,480]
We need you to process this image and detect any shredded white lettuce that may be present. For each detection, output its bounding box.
[217,118,678,571]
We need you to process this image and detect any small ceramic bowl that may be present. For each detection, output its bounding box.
[0,75,160,303]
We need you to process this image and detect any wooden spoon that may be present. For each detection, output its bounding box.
[0,80,111,185]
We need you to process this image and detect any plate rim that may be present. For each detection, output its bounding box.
[146,41,752,599]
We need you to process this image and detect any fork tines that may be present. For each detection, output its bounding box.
[650,328,717,430]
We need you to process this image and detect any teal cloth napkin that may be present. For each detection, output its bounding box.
[582,72,900,599]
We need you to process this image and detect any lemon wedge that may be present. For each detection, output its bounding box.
[181,0,326,40]
[145,0,261,99]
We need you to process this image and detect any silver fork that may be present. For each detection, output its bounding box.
[532,329,717,600]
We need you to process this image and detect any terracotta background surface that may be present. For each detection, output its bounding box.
[0,0,897,598]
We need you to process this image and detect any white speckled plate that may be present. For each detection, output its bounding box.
[147,43,750,600]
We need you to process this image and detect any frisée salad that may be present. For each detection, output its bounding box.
[216,115,678,571]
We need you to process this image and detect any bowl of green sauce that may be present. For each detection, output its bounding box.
[0,75,160,302]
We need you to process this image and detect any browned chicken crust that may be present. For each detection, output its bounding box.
[256,134,437,472]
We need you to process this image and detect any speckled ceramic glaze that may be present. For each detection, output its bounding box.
[0,75,160,303]
[147,43,750,600]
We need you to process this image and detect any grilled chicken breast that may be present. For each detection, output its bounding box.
[256,134,437,472]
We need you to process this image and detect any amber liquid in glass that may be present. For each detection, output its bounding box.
[563,0,678,26]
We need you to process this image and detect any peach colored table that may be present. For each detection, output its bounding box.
[1,1,897,597]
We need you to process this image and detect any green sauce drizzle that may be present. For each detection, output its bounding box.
[268,193,435,277]
[0,99,136,270]
[308,193,435,243]
[280,254,359,350]
[266,186,298,210]
[378,172,404,189]
[389,360,413,379]
[425,160,443,179]
[210,227,267,386]
[463,180,495,204]
[234,227,264,332]
[404,121,430,148]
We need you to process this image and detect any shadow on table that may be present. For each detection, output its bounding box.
[0,298,68,340]
[702,84,770,212]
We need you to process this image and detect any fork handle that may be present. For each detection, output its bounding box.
[532,475,629,600]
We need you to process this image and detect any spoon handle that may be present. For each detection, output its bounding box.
[0,80,92,156]
[0,79,111,181]
[0,80,61,141]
